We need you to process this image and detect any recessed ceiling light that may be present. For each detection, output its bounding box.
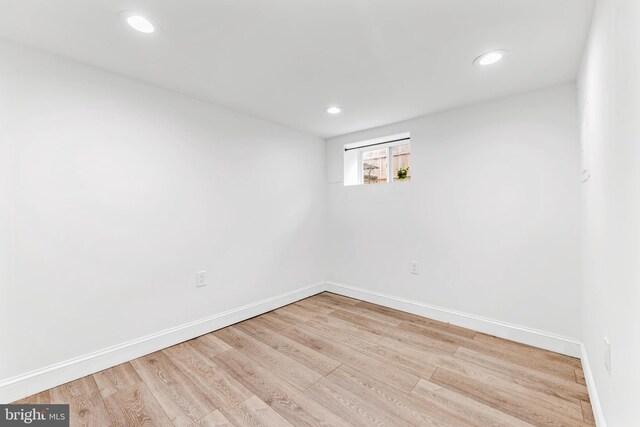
[326,106,342,115]
[119,11,156,34]
[474,50,506,66]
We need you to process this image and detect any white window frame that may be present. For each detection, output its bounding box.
[357,139,410,185]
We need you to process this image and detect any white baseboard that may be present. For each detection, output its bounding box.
[580,343,607,427]
[326,282,607,424]
[2,279,603,425]
[325,282,582,358]
[0,282,325,403]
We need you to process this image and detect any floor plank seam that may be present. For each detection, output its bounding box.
[408,376,422,394]
[304,363,344,392]
[16,293,596,426]
[427,366,439,384]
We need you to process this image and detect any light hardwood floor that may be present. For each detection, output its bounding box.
[15,292,595,426]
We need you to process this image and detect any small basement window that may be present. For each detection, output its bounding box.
[344,133,411,186]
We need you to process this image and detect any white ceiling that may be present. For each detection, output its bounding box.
[0,0,594,138]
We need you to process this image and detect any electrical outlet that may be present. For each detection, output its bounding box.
[604,337,611,375]
[410,261,419,275]
[196,271,207,288]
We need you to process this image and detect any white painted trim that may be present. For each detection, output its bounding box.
[0,282,325,403]
[327,283,604,424]
[325,282,582,358]
[2,279,603,425]
[580,343,607,427]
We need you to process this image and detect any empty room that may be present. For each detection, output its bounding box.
[1,0,638,426]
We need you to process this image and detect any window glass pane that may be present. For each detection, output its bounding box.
[362,148,388,184]
[392,144,411,181]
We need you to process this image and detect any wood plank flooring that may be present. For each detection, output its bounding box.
[15,292,595,426]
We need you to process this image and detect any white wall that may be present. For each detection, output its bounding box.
[326,84,582,339]
[0,40,327,384]
[0,31,614,415]
[578,0,640,424]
